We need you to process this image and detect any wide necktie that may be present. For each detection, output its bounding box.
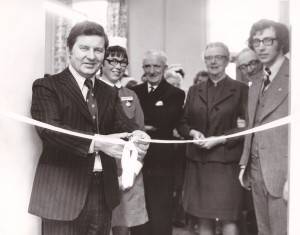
[262,67,271,94]
[84,79,98,124]
[149,86,155,94]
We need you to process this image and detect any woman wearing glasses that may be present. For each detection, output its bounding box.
[177,42,249,235]
[99,46,148,235]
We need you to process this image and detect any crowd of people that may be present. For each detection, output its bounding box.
[29,18,289,235]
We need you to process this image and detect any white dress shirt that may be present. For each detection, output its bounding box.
[264,56,285,83]
[147,83,157,92]
[69,65,102,171]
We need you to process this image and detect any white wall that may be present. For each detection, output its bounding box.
[0,0,44,234]
[128,0,207,90]
[165,0,207,90]
[127,0,165,81]
[289,0,300,234]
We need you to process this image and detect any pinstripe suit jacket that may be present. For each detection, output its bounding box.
[240,59,289,197]
[29,68,138,220]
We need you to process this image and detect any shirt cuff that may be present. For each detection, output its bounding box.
[89,135,96,153]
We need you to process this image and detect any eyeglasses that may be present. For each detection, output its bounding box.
[204,55,227,63]
[252,38,278,47]
[105,59,128,67]
[143,64,162,71]
[238,60,260,72]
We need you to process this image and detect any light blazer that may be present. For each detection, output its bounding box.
[240,58,289,197]
[132,79,185,176]
[29,68,138,221]
[177,76,249,163]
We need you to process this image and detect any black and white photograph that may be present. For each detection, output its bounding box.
[0,0,300,234]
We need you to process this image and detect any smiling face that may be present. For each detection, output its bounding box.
[204,46,229,80]
[69,35,105,79]
[143,53,167,86]
[252,27,283,67]
[238,50,263,79]
[102,54,127,84]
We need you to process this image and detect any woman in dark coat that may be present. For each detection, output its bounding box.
[177,42,248,235]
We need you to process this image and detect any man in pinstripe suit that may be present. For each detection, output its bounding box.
[29,21,150,235]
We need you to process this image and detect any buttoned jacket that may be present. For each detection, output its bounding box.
[29,68,138,220]
[240,59,289,197]
[132,79,185,176]
[177,76,248,163]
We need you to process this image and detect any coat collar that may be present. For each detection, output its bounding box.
[259,58,289,121]
[152,79,169,96]
[141,78,169,97]
[94,78,113,127]
[248,58,289,124]
[58,68,112,126]
[198,76,237,108]
[59,68,92,124]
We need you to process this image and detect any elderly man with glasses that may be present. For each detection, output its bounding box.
[236,48,263,86]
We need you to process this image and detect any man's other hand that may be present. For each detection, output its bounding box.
[94,133,129,159]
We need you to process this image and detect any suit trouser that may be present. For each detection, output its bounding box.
[250,157,287,235]
[131,175,174,235]
[42,172,112,235]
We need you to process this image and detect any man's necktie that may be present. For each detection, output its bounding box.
[84,79,97,124]
[149,86,155,94]
[262,67,271,94]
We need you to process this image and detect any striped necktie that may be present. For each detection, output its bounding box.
[84,79,98,124]
[262,67,271,94]
[149,86,155,94]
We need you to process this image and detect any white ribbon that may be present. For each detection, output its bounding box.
[146,116,291,144]
[0,109,124,144]
[0,108,292,186]
[120,137,138,189]
[0,109,291,144]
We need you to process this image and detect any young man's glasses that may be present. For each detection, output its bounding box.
[105,59,128,67]
[252,38,278,47]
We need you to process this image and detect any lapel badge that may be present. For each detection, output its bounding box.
[121,96,133,107]
[126,101,131,107]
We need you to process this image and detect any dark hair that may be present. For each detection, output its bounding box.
[248,19,289,54]
[175,69,185,78]
[67,21,109,51]
[193,70,209,84]
[104,45,128,62]
[125,80,138,89]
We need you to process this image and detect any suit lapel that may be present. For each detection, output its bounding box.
[94,79,112,127]
[197,82,207,104]
[248,79,263,127]
[138,82,149,99]
[59,69,93,124]
[259,59,289,121]
[153,79,168,97]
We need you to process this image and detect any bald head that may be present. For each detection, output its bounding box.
[236,48,263,82]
